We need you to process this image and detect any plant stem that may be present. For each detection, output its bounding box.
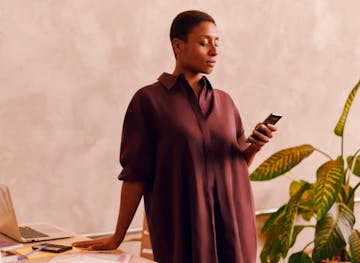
[314,148,332,160]
[296,224,316,228]
[353,148,360,157]
[347,148,360,184]
[345,168,350,186]
[351,148,360,170]
[347,181,360,205]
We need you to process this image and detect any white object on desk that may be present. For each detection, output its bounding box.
[1,255,18,263]
[49,252,132,263]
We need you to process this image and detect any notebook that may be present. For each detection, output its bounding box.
[0,184,73,243]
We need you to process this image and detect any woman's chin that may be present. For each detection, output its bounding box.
[203,67,215,74]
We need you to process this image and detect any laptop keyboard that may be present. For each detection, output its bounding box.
[19,226,49,239]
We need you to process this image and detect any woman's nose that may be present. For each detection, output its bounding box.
[209,44,219,56]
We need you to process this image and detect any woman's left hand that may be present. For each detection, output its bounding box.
[246,123,277,148]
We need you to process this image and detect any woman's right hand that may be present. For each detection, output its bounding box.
[72,235,122,250]
[72,181,144,251]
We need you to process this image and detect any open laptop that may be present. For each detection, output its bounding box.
[0,184,73,243]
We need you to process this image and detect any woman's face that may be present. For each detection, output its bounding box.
[175,21,219,75]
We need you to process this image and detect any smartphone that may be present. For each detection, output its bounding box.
[32,243,72,253]
[254,113,282,138]
[262,113,282,125]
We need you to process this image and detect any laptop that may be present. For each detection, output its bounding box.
[0,184,73,243]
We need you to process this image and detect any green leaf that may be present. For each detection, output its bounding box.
[334,79,360,136]
[312,203,355,262]
[314,157,344,220]
[338,184,355,210]
[279,183,310,257]
[260,185,312,261]
[260,224,283,263]
[290,226,305,248]
[349,229,360,263]
[250,144,315,181]
[288,251,312,263]
[298,206,314,221]
[347,155,360,177]
[290,181,303,197]
[290,180,310,197]
[261,205,286,233]
[298,183,316,221]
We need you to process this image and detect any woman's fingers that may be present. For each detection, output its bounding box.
[73,240,102,248]
[88,243,110,250]
[248,123,278,145]
[266,123,277,132]
[73,237,119,251]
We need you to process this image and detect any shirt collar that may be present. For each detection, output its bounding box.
[158,72,213,91]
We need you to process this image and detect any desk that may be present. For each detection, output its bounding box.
[0,233,155,262]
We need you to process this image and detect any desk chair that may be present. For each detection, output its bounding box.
[139,216,153,260]
[123,216,153,260]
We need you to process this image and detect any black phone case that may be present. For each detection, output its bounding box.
[32,243,72,253]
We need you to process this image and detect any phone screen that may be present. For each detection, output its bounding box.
[263,113,282,125]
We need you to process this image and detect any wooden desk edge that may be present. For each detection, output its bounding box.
[0,234,155,262]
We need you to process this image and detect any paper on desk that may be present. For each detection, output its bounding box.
[49,252,131,263]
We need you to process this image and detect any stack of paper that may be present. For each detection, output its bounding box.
[49,252,132,263]
[0,239,22,252]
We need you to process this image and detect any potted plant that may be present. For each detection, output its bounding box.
[250,79,360,263]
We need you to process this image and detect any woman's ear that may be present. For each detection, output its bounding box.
[172,38,183,58]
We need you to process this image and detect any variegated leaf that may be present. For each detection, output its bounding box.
[290,181,302,197]
[314,157,344,220]
[298,207,314,221]
[301,186,314,204]
[349,229,360,263]
[288,251,312,263]
[312,203,355,262]
[334,79,360,136]
[290,226,306,248]
[279,183,310,257]
[261,205,286,233]
[250,145,314,181]
[260,224,283,263]
[347,155,360,177]
[338,184,354,210]
[298,190,315,221]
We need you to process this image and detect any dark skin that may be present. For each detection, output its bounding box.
[72,21,276,250]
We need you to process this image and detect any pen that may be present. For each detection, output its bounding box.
[17,243,49,261]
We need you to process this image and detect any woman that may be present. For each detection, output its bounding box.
[73,10,277,263]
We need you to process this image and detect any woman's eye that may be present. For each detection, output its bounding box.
[200,40,219,47]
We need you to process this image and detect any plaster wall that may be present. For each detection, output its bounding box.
[0,1,359,250]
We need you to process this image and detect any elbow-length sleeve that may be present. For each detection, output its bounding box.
[118,89,156,184]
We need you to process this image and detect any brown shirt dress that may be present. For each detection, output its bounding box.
[118,73,256,263]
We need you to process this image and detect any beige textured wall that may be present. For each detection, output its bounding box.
[1,0,359,243]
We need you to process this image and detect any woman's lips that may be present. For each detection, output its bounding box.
[206,61,216,67]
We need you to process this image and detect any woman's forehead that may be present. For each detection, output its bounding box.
[188,22,219,39]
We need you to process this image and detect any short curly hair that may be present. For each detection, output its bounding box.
[170,10,216,42]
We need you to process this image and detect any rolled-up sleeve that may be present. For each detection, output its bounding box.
[118,89,156,184]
